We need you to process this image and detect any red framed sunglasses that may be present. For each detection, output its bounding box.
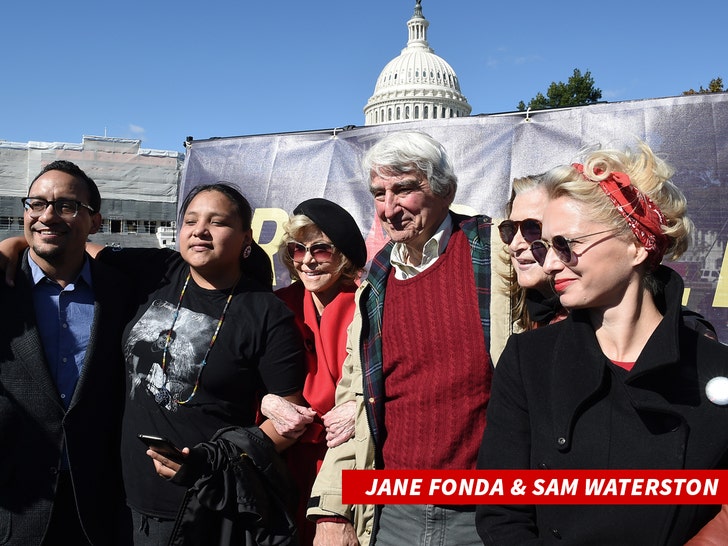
[287,242,335,262]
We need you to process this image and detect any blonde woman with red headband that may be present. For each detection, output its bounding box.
[477,142,728,545]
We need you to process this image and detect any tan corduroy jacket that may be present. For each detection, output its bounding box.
[306,282,376,546]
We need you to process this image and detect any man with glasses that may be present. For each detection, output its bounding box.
[0,160,132,544]
[307,131,493,546]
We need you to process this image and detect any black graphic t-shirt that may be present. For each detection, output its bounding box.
[98,247,305,518]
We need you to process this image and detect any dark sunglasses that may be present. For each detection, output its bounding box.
[498,218,542,245]
[530,228,619,267]
[287,242,335,262]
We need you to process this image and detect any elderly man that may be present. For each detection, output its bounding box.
[307,131,493,546]
[0,161,132,544]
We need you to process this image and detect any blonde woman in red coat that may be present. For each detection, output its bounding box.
[262,198,367,546]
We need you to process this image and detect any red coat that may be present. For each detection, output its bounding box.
[274,280,357,546]
[275,281,356,431]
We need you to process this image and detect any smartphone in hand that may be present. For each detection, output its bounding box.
[137,434,185,463]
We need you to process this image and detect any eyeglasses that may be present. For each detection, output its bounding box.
[287,241,335,262]
[498,218,542,245]
[530,228,619,266]
[22,197,95,219]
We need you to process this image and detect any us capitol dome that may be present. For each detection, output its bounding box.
[364,0,472,125]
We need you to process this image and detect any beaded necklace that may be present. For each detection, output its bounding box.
[155,270,240,408]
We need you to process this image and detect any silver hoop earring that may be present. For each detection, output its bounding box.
[242,245,252,259]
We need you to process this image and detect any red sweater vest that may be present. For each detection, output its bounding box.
[381,230,491,470]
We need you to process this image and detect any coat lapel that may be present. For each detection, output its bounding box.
[548,312,610,451]
[548,283,689,453]
[12,253,64,409]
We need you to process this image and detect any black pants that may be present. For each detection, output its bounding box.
[130,509,176,546]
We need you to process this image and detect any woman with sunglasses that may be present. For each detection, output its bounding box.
[260,197,367,546]
[499,174,567,332]
[477,143,728,545]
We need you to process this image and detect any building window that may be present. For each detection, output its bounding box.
[424,106,429,119]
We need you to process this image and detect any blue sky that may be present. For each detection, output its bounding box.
[3,0,724,153]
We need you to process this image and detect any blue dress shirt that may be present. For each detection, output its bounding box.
[29,255,95,410]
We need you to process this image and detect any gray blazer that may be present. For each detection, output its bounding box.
[0,250,133,545]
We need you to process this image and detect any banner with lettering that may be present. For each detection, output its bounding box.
[181,93,728,351]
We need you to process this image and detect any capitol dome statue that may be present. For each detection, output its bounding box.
[364,0,472,125]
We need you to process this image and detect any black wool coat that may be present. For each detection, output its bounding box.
[477,266,728,546]
[168,426,298,546]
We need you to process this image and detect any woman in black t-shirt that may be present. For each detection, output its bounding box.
[93,183,308,545]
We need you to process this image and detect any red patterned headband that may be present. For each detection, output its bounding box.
[572,163,668,267]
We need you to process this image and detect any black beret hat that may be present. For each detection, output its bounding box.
[293,198,367,268]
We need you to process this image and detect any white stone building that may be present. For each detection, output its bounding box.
[364,0,472,125]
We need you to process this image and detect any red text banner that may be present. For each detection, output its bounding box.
[342,470,728,504]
